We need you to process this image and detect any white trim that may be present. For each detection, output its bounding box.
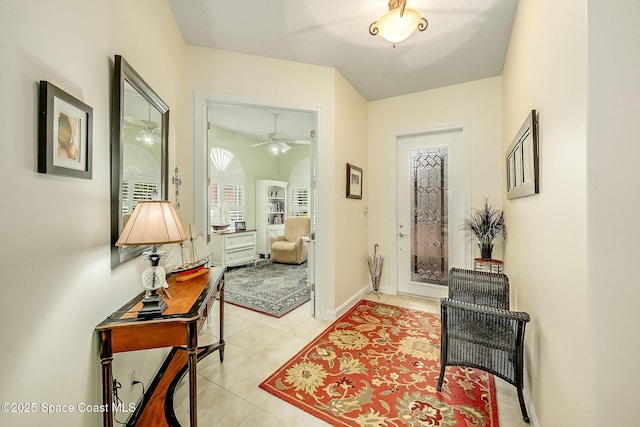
[322,283,370,321]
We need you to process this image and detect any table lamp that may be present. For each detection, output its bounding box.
[116,200,186,318]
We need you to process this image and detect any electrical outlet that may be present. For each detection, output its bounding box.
[128,368,136,392]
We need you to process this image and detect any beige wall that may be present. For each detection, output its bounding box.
[587,0,640,425]
[5,1,637,425]
[502,0,589,425]
[0,0,185,425]
[184,47,370,314]
[333,71,370,306]
[368,77,503,294]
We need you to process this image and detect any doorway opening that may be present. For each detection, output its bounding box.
[193,93,321,317]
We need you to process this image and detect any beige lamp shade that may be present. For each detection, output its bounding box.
[116,200,186,246]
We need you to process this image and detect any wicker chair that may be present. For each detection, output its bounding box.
[437,267,531,423]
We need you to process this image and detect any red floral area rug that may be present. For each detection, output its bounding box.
[260,299,499,426]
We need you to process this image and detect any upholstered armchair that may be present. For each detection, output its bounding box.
[437,267,531,423]
[270,217,310,264]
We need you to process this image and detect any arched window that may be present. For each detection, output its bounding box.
[209,147,245,232]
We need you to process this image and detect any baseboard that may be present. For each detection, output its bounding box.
[323,283,370,320]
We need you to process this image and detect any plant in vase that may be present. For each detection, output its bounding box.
[461,198,506,260]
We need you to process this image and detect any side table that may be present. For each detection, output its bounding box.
[95,267,225,427]
[473,258,504,274]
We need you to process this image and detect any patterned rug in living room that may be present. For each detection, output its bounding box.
[223,261,310,317]
[260,299,499,426]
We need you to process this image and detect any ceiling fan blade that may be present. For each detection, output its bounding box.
[124,116,145,127]
[250,141,270,147]
[286,139,310,145]
[140,119,159,129]
[278,142,292,152]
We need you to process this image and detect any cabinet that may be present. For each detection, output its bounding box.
[210,230,257,267]
[256,180,287,255]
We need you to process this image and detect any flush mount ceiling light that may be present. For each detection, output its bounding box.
[369,0,428,47]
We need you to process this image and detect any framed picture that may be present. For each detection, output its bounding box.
[346,163,363,199]
[38,81,93,179]
[506,110,539,200]
[235,221,246,231]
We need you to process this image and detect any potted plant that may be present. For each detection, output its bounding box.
[461,198,506,260]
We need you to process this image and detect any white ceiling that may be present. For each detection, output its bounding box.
[168,0,518,143]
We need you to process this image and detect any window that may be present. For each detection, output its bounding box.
[209,147,245,231]
[121,179,159,215]
[209,183,244,227]
[290,186,309,217]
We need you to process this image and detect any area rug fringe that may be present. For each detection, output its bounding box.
[260,299,499,426]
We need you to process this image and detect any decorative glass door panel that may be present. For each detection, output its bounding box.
[397,126,468,299]
[410,148,448,285]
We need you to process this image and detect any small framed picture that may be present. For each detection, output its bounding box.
[235,221,246,231]
[346,163,363,199]
[38,81,93,179]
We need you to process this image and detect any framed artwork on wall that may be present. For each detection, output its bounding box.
[38,81,93,179]
[506,110,539,200]
[346,163,363,199]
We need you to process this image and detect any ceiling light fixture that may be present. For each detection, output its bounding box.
[266,142,291,155]
[369,0,428,47]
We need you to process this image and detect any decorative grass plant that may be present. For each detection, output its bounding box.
[462,198,506,260]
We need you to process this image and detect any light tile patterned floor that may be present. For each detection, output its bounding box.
[173,293,529,426]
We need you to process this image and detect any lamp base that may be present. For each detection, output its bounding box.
[137,292,167,318]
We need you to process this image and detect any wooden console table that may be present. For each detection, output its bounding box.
[95,267,225,427]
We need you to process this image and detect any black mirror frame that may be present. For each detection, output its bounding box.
[110,55,169,268]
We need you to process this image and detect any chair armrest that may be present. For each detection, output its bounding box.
[440,298,530,354]
[270,235,286,245]
[441,298,530,323]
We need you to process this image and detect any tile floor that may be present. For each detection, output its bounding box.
[173,293,529,426]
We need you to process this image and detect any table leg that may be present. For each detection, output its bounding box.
[187,321,198,427]
[219,277,225,362]
[99,330,113,427]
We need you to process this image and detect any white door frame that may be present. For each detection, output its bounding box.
[391,121,472,298]
[193,90,325,317]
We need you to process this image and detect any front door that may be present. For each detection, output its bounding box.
[397,126,469,298]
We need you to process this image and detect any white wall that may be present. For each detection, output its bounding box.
[502,0,589,425]
[368,77,503,294]
[0,1,185,425]
[587,0,640,425]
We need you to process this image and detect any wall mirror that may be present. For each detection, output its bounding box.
[506,110,539,200]
[111,55,169,267]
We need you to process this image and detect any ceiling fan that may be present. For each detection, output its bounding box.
[250,113,310,154]
[124,108,161,144]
